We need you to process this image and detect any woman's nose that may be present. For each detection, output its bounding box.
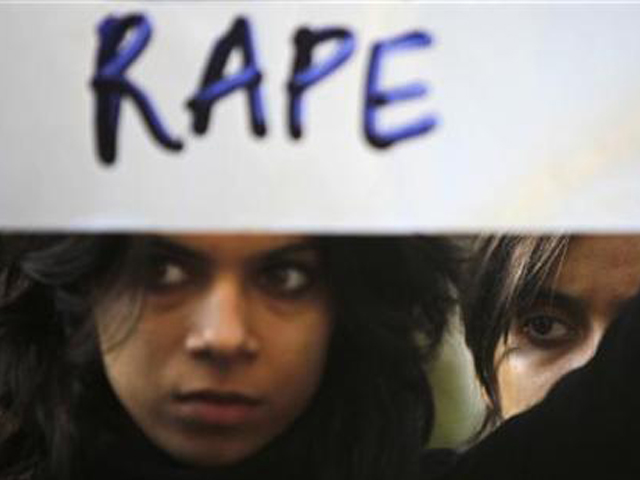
[184,275,258,360]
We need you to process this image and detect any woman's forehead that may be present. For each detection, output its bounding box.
[160,234,317,259]
[544,235,640,311]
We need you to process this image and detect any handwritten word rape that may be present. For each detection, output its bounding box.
[92,13,437,165]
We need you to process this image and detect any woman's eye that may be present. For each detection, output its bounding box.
[144,257,192,292]
[258,263,316,298]
[519,314,575,346]
[158,262,188,286]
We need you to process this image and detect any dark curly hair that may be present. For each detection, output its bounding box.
[0,234,460,480]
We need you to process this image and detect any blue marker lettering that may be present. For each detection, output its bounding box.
[288,27,355,139]
[187,17,266,138]
[92,14,183,166]
[364,31,437,149]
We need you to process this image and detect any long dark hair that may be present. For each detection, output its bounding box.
[461,235,569,435]
[0,234,459,480]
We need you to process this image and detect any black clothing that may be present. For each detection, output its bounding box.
[446,292,640,479]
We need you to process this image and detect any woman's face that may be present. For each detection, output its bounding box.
[95,235,333,467]
[494,235,640,419]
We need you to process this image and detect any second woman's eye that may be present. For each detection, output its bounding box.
[518,314,577,348]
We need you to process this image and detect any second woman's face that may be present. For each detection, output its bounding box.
[95,235,333,467]
[495,235,640,419]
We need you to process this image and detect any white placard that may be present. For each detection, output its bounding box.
[1,2,640,231]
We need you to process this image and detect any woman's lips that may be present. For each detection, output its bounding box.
[172,390,264,427]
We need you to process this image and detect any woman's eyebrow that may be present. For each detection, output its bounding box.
[257,240,320,262]
[533,288,586,319]
[145,236,213,266]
